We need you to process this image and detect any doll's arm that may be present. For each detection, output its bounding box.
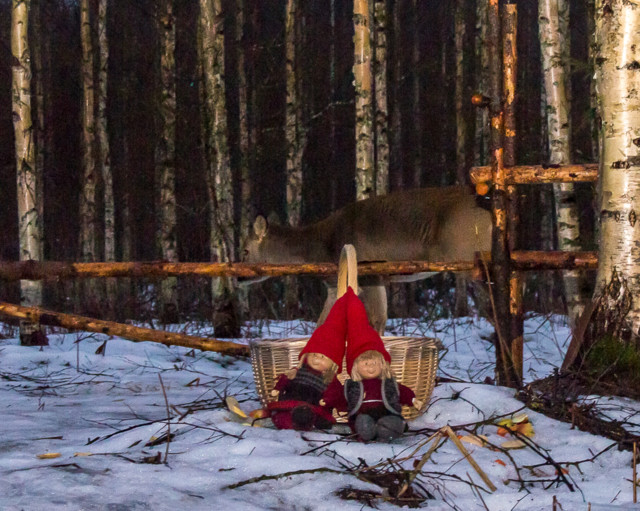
[398,383,416,407]
[320,378,348,411]
[271,372,293,397]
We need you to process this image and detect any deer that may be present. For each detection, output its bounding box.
[242,185,492,333]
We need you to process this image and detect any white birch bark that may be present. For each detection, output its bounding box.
[97,0,116,315]
[373,0,388,195]
[594,0,640,333]
[539,0,583,326]
[98,0,113,263]
[79,0,97,263]
[285,0,304,227]
[353,0,374,200]
[156,0,179,320]
[199,0,235,304]
[12,0,43,315]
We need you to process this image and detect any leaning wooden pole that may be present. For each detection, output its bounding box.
[503,2,523,384]
[488,0,519,387]
[0,301,249,357]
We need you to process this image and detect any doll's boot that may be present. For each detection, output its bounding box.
[375,415,406,442]
[354,414,377,441]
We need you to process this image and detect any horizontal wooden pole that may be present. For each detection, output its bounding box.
[0,301,249,357]
[0,260,481,281]
[0,251,600,282]
[511,250,598,270]
[470,163,598,185]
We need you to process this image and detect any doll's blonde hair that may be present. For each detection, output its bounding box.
[350,350,392,381]
[298,352,339,384]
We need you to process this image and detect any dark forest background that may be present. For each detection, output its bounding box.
[0,0,596,326]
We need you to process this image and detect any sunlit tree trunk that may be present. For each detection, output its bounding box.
[199,0,238,336]
[97,0,116,318]
[12,0,44,345]
[372,0,388,195]
[539,0,583,327]
[156,0,179,323]
[593,0,640,334]
[354,0,374,200]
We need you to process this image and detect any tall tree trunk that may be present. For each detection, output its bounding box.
[79,0,97,264]
[593,0,640,334]
[453,0,469,317]
[235,0,251,319]
[79,0,101,318]
[97,0,116,319]
[156,0,179,324]
[285,0,304,228]
[474,0,489,167]
[372,0,388,195]
[12,0,45,345]
[411,0,422,188]
[353,0,374,200]
[283,0,304,317]
[199,0,238,336]
[539,0,583,327]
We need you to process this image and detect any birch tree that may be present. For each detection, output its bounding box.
[12,0,45,345]
[593,0,640,334]
[156,0,179,323]
[539,0,583,327]
[285,0,304,228]
[199,0,238,335]
[353,0,374,200]
[97,0,116,317]
[79,0,97,264]
[372,0,388,195]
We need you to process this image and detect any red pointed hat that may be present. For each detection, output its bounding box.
[345,288,390,374]
[299,287,350,370]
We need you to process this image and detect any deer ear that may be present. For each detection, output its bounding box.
[253,215,268,238]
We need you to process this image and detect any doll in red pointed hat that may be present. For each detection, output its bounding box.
[267,289,350,431]
[343,289,421,442]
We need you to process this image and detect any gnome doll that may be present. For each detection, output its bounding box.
[267,289,350,431]
[344,290,421,442]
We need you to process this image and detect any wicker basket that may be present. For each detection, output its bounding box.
[249,244,440,421]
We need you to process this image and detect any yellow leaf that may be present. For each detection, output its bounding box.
[460,434,489,447]
[501,439,526,449]
[516,422,535,437]
[225,396,248,418]
[37,452,61,459]
[74,452,94,457]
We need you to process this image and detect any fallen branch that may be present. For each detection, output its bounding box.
[225,467,343,489]
[0,301,249,357]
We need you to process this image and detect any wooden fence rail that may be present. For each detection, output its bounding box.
[0,253,597,281]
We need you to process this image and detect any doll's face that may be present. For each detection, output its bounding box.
[306,352,332,372]
[354,355,383,379]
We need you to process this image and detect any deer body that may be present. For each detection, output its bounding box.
[243,186,492,332]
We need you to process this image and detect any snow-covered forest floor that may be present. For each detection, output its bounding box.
[1,313,639,510]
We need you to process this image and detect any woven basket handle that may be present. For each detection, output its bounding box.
[337,244,359,298]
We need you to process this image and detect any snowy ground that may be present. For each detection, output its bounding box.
[1,314,640,510]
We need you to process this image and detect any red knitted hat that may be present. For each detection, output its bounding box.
[345,289,390,374]
[299,287,350,370]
